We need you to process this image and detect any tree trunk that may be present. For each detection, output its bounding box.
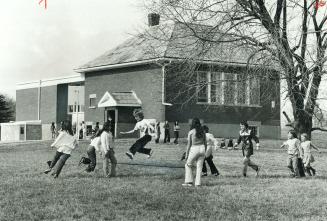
[294,110,313,138]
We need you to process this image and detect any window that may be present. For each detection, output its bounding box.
[68,104,85,113]
[89,94,97,108]
[20,126,25,135]
[197,71,260,106]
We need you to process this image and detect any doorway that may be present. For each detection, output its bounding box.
[105,108,117,137]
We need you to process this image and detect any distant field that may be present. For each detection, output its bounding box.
[0,139,326,221]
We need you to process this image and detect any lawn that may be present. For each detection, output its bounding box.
[0,138,326,221]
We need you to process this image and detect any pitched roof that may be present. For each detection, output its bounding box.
[76,22,269,72]
[97,91,141,107]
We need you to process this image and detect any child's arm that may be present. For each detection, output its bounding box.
[297,140,304,158]
[185,132,192,160]
[311,142,321,153]
[120,129,135,134]
[50,132,64,148]
[234,135,242,148]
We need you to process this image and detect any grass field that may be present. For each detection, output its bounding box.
[0,138,327,221]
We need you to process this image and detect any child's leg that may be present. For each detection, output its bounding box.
[167,131,170,142]
[292,156,299,177]
[102,153,109,176]
[202,159,208,175]
[287,155,294,174]
[129,136,149,155]
[185,148,197,184]
[195,155,205,186]
[206,155,219,175]
[242,157,249,176]
[53,154,71,177]
[136,135,152,155]
[107,149,117,177]
[247,157,258,171]
[49,151,63,168]
[87,146,96,171]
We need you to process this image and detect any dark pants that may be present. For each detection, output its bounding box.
[155,133,160,143]
[49,151,71,177]
[173,131,179,144]
[87,146,97,171]
[130,135,152,155]
[164,129,170,143]
[202,155,219,175]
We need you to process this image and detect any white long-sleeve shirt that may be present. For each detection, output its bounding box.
[51,131,78,155]
[100,131,114,153]
[205,133,218,157]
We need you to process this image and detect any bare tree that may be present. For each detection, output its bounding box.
[143,0,327,136]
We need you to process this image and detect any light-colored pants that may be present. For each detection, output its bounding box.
[185,145,205,186]
[103,149,117,177]
[287,154,299,176]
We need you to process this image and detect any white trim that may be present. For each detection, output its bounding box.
[131,90,142,105]
[16,74,85,90]
[98,91,117,107]
[0,120,42,126]
[75,57,279,73]
[75,59,160,73]
[89,94,97,99]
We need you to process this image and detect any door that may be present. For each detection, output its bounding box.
[105,108,117,137]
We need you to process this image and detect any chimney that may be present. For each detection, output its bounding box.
[148,13,160,26]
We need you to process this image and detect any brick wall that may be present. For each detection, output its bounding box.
[16,88,39,121]
[84,65,164,124]
[40,85,57,124]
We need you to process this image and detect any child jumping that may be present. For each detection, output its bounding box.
[120,109,155,160]
[202,125,219,177]
[44,120,78,178]
[300,133,320,176]
[281,130,304,177]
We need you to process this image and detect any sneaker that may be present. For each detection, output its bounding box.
[213,173,219,176]
[256,167,260,177]
[78,157,84,166]
[53,174,58,179]
[125,152,134,160]
[202,172,208,177]
[243,173,247,177]
[312,168,316,176]
[147,150,154,159]
[46,161,52,167]
[182,183,192,187]
[44,169,51,174]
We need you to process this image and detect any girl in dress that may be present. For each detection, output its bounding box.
[44,120,78,178]
[234,121,260,177]
[300,133,320,176]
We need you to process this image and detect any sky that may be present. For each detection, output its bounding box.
[0,0,147,99]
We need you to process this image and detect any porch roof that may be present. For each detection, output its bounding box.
[97,91,142,107]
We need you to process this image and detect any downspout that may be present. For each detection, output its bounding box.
[37,80,41,120]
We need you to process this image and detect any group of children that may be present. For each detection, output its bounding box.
[43,108,321,183]
[281,130,320,177]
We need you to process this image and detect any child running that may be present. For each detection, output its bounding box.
[300,133,320,176]
[281,130,304,177]
[79,122,117,177]
[234,121,260,177]
[120,109,155,160]
[44,120,78,178]
[202,125,219,177]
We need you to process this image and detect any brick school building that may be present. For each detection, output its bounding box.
[15,15,281,140]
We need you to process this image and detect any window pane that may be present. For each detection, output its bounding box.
[211,73,222,104]
[236,75,246,105]
[224,73,235,105]
[197,72,208,102]
[249,77,260,105]
[90,98,96,107]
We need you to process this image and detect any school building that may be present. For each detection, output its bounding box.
[14,14,281,140]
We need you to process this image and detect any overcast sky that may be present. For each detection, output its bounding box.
[0,0,146,99]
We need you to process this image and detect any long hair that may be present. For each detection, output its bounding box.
[92,122,111,139]
[190,118,204,139]
[133,108,144,120]
[62,120,74,136]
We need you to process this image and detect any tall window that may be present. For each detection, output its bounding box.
[197,71,260,106]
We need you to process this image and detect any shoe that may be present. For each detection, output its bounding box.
[195,185,201,188]
[312,168,316,176]
[202,172,208,177]
[243,173,247,177]
[182,183,192,187]
[213,173,219,176]
[46,161,52,167]
[256,167,260,177]
[44,169,51,174]
[147,150,154,159]
[125,152,134,160]
[53,174,58,179]
[85,167,92,173]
